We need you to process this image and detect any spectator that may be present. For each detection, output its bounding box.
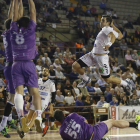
[122,28,127,41]
[112,11,118,19]
[110,96,118,106]
[58,53,66,65]
[65,91,75,106]
[106,9,112,16]
[90,5,97,17]
[35,34,40,46]
[97,78,107,93]
[53,59,64,71]
[130,68,137,81]
[112,62,120,72]
[49,65,56,81]
[136,14,140,25]
[69,3,74,13]
[46,47,54,60]
[55,66,66,81]
[100,0,106,10]
[36,60,42,72]
[64,53,74,66]
[85,6,91,17]
[75,95,84,107]
[115,84,124,93]
[106,88,115,103]
[47,4,54,14]
[120,39,128,52]
[94,83,103,95]
[93,17,100,29]
[43,59,50,68]
[119,95,129,106]
[74,3,84,16]
[63,48,72,56]
[70,69,79,81]
[131,50,138,61]
[0,58,4,70]
[96,95,106,107]
[80,48,89,57]
[54,47,61,58]
[88,35,95,46]
[64,80,76,98]
[48,35,56,47]
[136,86,140,98]
[86,67,97,82]
[72,81,82,96]
[104,86,110,96]
[129,94,139,106]
[42,53,52,65]
[84,95,92,106]
[136,56,140,68]
[23,94,31,116]
[135,27,140,38]
[55,90,65,106]
[0,45,5,57]
[86,82,100,102]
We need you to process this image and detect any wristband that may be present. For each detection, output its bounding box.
[107,42,112,46]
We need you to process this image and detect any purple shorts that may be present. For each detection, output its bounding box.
[12,61,38,88]
[44,102,51,119]
[4,65,15,94]
[92,122,108,140]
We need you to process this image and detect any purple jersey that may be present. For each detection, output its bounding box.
[1,30,13,62]
[10,20,38,61]
[60,113,93,140]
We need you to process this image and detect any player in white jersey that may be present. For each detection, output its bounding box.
[72,15,131,91]
[19,68,56,137]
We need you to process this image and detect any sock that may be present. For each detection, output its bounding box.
[79,73,89,81]
[14,93,24,119]
[120,79,128,87]
[0,101,14,131]
[129,122,137,128]
[0,116,8,131]
[50,117,55,126]
[36,110,42,118]
[51,122,54,127]
[8,113,12,121]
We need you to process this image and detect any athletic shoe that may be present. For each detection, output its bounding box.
[63,110,70,114]
[7,119,18,129]
[17,129,25,139]
[42,125,49,137]
[50,125,57,130]
[35,118,42,133]
[21,117,29,133]
[77,78,91,88]
[0,127,10,138]
[135,115,140,130]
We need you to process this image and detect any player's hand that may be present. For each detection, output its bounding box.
[104,45,110,51]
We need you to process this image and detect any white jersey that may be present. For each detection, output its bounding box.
[38,78,56,103]
[92,26,119,54]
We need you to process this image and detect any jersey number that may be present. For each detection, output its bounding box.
[67,121,81,139]
[15,34,24,45]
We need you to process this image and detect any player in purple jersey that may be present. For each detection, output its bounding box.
[10,0,42,132]
[54,110,140,140]
[0,0,23,138]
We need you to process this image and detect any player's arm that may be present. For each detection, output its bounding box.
[8,0,14,19]
[12,0,18,21]
[111,22,123,39]
[28,0,36,23]
[18,0,23,19]
[104,32,116,51]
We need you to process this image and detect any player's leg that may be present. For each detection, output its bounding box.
[72,53,93,87]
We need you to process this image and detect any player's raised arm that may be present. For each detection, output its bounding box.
[28,0,36,23]
[18,0,24,19]
[12,0,18,21]
[8,0,14,19]
[111,21,123,39]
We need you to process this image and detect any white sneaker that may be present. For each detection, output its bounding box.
[35,117,42,133]
[77,78,91,88]
[63,110,70,114]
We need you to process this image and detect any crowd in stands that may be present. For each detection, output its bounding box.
[1,0,140,121]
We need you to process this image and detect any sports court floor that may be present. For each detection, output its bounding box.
[0,127,140,140]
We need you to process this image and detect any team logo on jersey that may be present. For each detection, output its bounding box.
[99,68,104,73]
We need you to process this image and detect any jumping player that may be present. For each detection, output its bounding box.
[0,0,23,138]
[10,0,42,130]
[54,109,140,140]
[72,15,131,90]
[18,68,56,137]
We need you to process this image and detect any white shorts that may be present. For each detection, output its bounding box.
[29,97,50,112]
[79,52,110,76]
